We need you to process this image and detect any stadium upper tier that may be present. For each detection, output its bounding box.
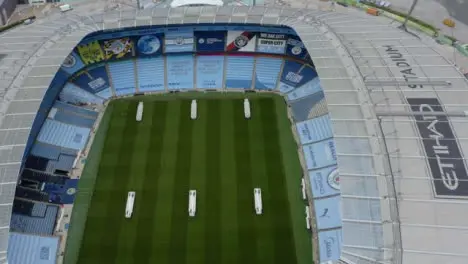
[1,4,468,264]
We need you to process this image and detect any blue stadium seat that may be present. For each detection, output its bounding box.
[31,203,47,217]
[12,199,35,215]
[10,203,59,236]
[37,120,91,151]
[295,115,334,145]
[108,60,137,95]
[225,56,254,89]
[196,55,224,89]
[24,155,50,171]
[52,110,95,128]
[15,187,49,202]
[30,142,61,160]
[137,57,165,92]
[59,83,105,105]
[166,55,194,90]
[8,233,60,264]
[21,169,68,185]
[55,154,75,172]
[53,101,98,119]
[255,57,283,90]
[30,142,78,163]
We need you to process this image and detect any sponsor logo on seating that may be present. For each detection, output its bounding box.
[324,236,336,258]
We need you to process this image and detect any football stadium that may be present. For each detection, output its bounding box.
[1,1,468,264]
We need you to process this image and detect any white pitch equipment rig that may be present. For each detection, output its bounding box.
[244,98,251,119]
[136,102,143,122]
[254,188,263,215]
[191,100,197,120]
[125,192,136,219]
[188,190,197,217]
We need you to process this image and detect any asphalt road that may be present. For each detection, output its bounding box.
[437,0,468,26]
[388,0,468,42]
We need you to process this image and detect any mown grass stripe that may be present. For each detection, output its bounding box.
[186,100,208,264]
[77,103,126,263]
[151,101,182,264]
[66,103,114,264]
[248,98,275,264]
[234,98,258,264]
[133,102,168,263]
[259,98,297,264]
[219,100,239,264]
[115,102,155,264]
[98,101,139,263]
[205,99,222,264]
[274,97,313,264]
[169,100,194,264]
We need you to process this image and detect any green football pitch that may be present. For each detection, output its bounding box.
[70,93,312,264]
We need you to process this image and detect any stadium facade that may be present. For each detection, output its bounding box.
[0,4,468,264]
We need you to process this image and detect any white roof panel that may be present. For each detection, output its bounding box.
[0,4,467,264]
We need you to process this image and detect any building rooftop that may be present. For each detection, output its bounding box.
[1,4,468,264]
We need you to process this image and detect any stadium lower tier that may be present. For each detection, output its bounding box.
[10,49,341,263]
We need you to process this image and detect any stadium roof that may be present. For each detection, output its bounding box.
[1,4,468,264]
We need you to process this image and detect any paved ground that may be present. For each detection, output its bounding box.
[389,0,468,43]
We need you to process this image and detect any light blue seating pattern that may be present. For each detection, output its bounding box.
[53,111,95,128]
[287,77,322,101]
[290,91,326,122]
[309,166,340,198]
[10,204,58,235]
[279,61,317,93]
[254,57,282,90]
[318,229,342,263]
[96,88,113,99]
[137,57,165,92]
[166,55,194,90]
[59,83,104,105]
[225,56,254,89]
[46,161,56,174]
[314,196,342,230]
[30,143,61,160]
[302,139,337,170]
[37,120,91,151]
[54,101,98,119]
[8,232,59,264]
[56,155,75,172]
[108,60,137,96]
[31,203,47,217]
[196,56,224,89]
[295,115,333,145]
